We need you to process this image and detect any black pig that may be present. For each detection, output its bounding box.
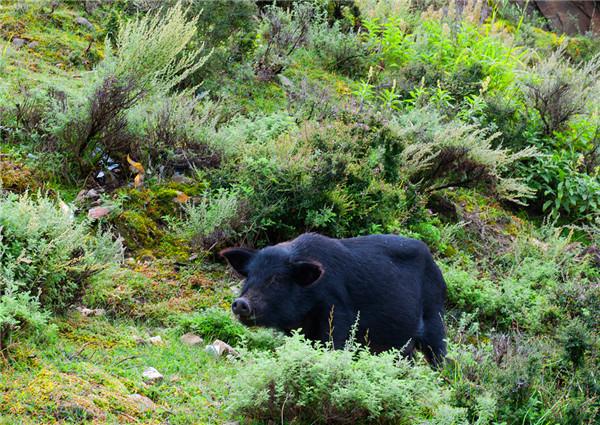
[221,233,446,365]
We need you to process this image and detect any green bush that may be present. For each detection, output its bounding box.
[519,49,600,136]
[215,118,418,242]
[101,1,209,94]
[253,3,314,81]
[0,192,123,312]
[522,143,600,223]
[126,92,221,175]
[169,188,243,250]
[178,307,246,346]
[0,192,122,349]
[228,332,467,424]
[15,1,211,179]
[0,276,48,352]
[390,107,536,204]
[311,20,372,77]
[558,318,594,369]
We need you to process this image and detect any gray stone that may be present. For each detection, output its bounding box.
[180,333,203,346]
[142,367,163,383]
[12,38,26,49]
[148,336,164,346]
[75,16,94,31]
[128,394,156,412]
[76,306,105,317]
[85,188,100,199]
[88,206,111,219]
[27,41,39,49]
[205,339,238,358]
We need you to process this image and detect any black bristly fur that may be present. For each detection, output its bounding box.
[221,233,447,366]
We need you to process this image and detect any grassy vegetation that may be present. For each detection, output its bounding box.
[0,0,598,423]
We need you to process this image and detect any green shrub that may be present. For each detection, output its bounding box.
[126,92,221,175]
[188,0,258,91]
[169,188,242,250]
[228,332,466,424]
[178,307,246,346]
[558,318,594,369]
[18,1,211,179]
[0,276,48,352]
[311,20,372,77]
[0,192,123,313]
[519,48,600,136]
[522,145,600,223]
[100,1,209,94]
[390,108,536,204]
[216,118,420,242]
[253,3,315,81]
[0,192,122,349]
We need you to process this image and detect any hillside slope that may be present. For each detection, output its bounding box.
[0,1,598,424]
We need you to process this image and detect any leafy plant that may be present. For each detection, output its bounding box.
[0,192,123,312]
[520,48,600,136]
[390,108,536,204]
[179,307,246,346]
[228,332,466,424]
[170,188,242,250]
[253,3,315,81]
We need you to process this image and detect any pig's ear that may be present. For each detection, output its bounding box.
[220,248,256,277]
[291,261,323,287]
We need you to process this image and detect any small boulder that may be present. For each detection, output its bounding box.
[12,38,26,49]
[88,206,111,219]
[148,336,164,346]
[180,333,203,346]
[142,367,163,383]
[75,16,94,30]
[76,306,105,317]
[205,339,239,358]
[27,41,39,49]
[128,394,156,412]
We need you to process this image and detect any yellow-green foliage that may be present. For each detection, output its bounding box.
[0,1,598,424]
[101,1,209,93]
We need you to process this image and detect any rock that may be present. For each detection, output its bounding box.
[142,367,163,383]
[27,41,39,49]
[180,333,203,346]
[75,16,94,31]
[205,339,239,358]
[76,306,105,317]
[88,206,111,219]
[86,188,100,199]
[171,173,194,185]
[148,336,164,346]
[12,38,26,48]
[128,394,156,412]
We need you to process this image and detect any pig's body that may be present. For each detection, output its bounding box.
[222,233,447,365]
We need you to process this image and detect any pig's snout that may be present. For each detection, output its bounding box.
[232,297,252,318]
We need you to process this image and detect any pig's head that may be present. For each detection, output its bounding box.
[220,245,324,330]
